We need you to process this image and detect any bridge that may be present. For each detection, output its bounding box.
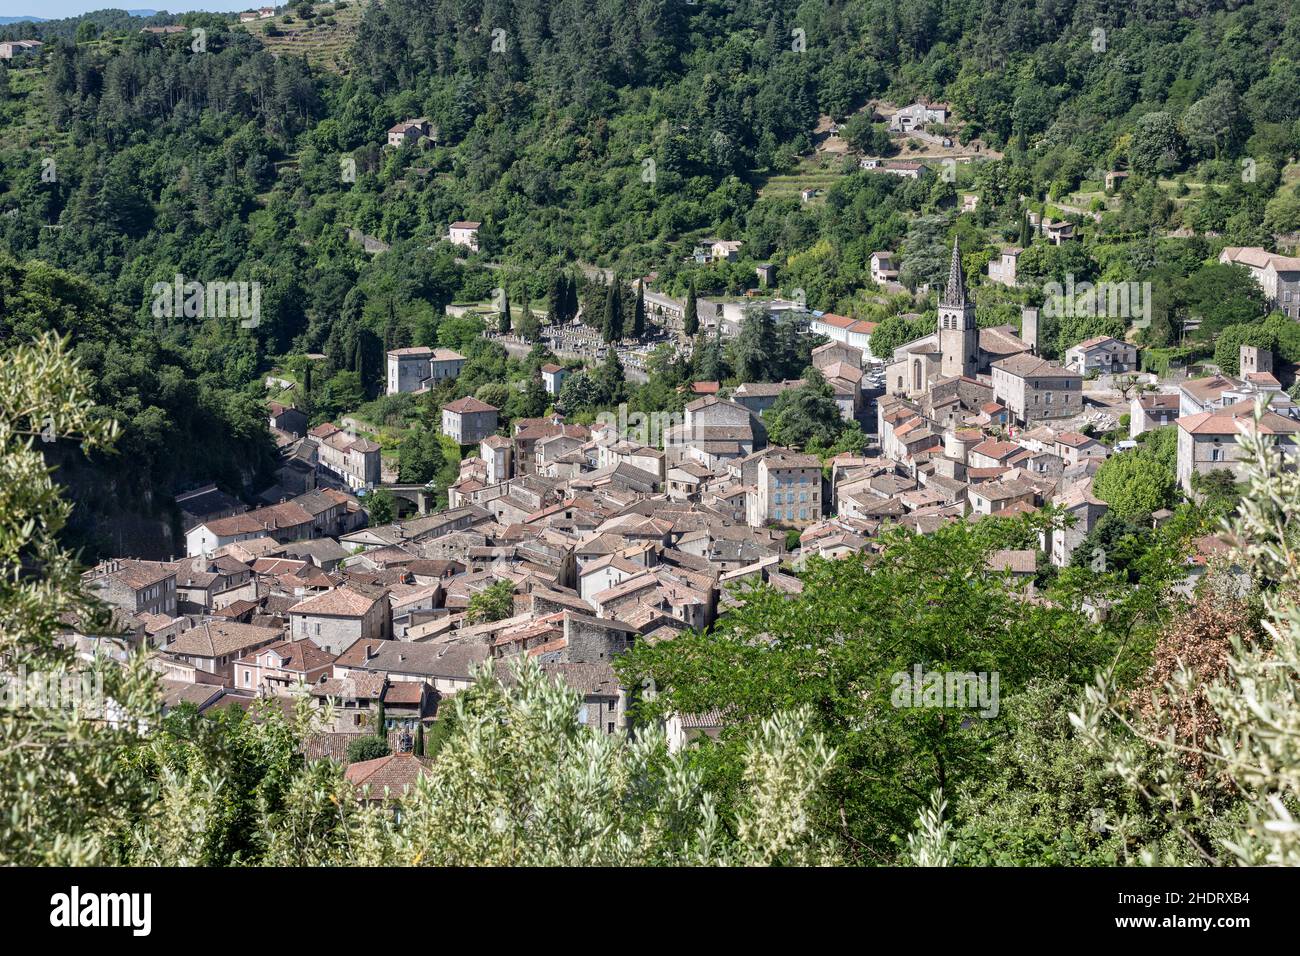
[378,483,439,517]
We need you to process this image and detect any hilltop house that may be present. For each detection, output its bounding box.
[387,118,435,148]
[386,347,466,394]
[446,221,481,252]
[1218,247,1300,318]
[870,251,899,286]
[0,40,44,59]
[987,248,1022,288]
[889,102,949,132]
[541,363,568,396]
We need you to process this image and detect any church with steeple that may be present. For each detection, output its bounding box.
[884,236,1036,401]
[937,236,979,379]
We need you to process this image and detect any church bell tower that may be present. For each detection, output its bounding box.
[938,236,978,379]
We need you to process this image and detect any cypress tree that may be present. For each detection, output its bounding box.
[499,286,512,334]
[602,274,623,343]
[631,279,646,340]
[684,279,699,336]
[565,273,579,323]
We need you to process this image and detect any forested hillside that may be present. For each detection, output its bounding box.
[1,0,1298,554]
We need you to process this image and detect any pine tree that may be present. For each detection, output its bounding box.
[684,279,699,336]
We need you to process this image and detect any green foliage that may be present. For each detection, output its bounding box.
[1183,264,1267,341]
[397,424,448,485]
[347,735,390,764]
[465,579,514,625]
[949,681,1166,866]
[0,333,157,865]
[765,370,845,450]
[1092,431,1178,520]
[366,487,396,525]
[618,519,1123,859]
[1075,421,1300,865]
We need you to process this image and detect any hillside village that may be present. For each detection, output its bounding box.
[7,0,1300,879]
[62,223,1300,784]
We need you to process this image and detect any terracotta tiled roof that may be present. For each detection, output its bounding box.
[288,586,384,617]
[345,753,434,799]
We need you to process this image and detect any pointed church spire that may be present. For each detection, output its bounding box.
[942,235,966,307]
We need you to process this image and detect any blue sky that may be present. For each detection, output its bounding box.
[0,2,252,18]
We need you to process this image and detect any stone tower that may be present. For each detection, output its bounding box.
[1021,306,1040,355]
[938,236,978,379]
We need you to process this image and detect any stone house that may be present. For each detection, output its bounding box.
[1064,335,1138,375]
[1130,393,1180,437]
[1175,401,1300,494]
[289,585,390,655]
[163,621,284,683]
[442,397,499,445]
[987,248,1022,287]
[990,353,1083,424]
[748,450,822,528]
[85,559,178,618]
[233,638,336,696]
[1219,247,1300,318]
[311,424,381,491]
[889,102,949,132]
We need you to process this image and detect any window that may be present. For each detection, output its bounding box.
[607,700,616,712]
[607,722,615,734]
[243,670,251,687]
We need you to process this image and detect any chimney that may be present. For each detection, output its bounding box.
[365,643,375,660]
[1021,307,1039,355]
